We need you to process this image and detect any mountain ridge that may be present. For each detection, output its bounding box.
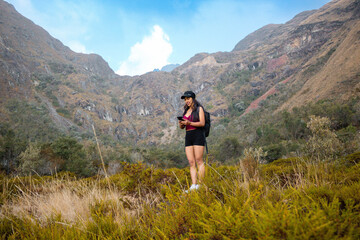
[0,0,359,146]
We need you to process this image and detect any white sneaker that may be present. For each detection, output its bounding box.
[185,184,200,193]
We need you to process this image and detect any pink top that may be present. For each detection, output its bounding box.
[183,114,197,131]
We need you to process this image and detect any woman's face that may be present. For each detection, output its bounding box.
[184,97,193,107]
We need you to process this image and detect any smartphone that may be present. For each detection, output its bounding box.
[177,116,184,121]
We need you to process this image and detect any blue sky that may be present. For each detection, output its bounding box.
[6,0,331,76]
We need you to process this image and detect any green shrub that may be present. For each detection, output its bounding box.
[0,127,27,173]
[263,143,286,162]
[18,142,43,174]
[56,108,71,118]
[214,137,243,163]
[107,163,186,195]
[52,137,95,177]
[260,157,300,185]
[339,151,360,167]
[281,111,308,139]
[256,124,282,146]
[48,61,76,75]
[142,147,187,168]
[304,100,354,130]
[304,115,343,160]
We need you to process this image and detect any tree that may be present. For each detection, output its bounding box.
[0,127,26,173]
[52,137,95,177]
[256,124,281,145]
[281,111,307,139]
[18,142,42,174]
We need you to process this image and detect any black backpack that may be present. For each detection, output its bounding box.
[202,108,211,154]
[203,109,211,138]
[183,105,211,137]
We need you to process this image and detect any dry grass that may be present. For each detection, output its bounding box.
[0,175,157,229]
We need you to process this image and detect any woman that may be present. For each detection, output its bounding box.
[179,91,205,192]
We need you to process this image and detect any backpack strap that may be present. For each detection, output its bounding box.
[203,130,208,154]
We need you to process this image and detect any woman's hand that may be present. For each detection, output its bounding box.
[179,120,186,129]
[181,120,191,126]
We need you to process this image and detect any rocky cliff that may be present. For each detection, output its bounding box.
[0,0,359,145]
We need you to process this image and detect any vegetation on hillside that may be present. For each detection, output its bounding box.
[0,148,359,239]
[210,98,360,164]
[1,98,359,176]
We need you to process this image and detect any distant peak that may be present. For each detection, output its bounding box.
[153,64,180,73]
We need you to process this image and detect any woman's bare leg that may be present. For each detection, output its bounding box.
[185,146,197,185]
[194,145,205,183]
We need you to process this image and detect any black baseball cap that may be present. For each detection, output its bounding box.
[181,91,196,99]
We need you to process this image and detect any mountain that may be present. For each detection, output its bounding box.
[232,0,360,111]
[0,0,359,146]
[153,64,179,72]
[161,64,180,72]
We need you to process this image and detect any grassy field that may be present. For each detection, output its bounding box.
[0,150,359,239]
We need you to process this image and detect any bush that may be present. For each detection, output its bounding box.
[106,163,185,195]
[304,101,354,130]
[56,108,71,118]
[48,61,76,75]
[52,137,95,177]
[263,143,285,163]
[240,147,266,181]
[0,128,26,173]
[281,111,307,139]
[18,142,42,174]
[260,157,301,186]
[304,116,343,160]
[339,151,360,167]
[214,137,243,163]
[256,124,282,146]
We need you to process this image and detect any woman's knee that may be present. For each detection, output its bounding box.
[195,158,204,165]
[188,159,196,167]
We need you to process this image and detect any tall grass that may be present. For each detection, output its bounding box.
[1,152,360,239]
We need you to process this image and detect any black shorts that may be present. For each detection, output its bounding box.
[185,128,206,147]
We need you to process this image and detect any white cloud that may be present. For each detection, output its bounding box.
[67,40,88,53]
[116,25,173,76]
